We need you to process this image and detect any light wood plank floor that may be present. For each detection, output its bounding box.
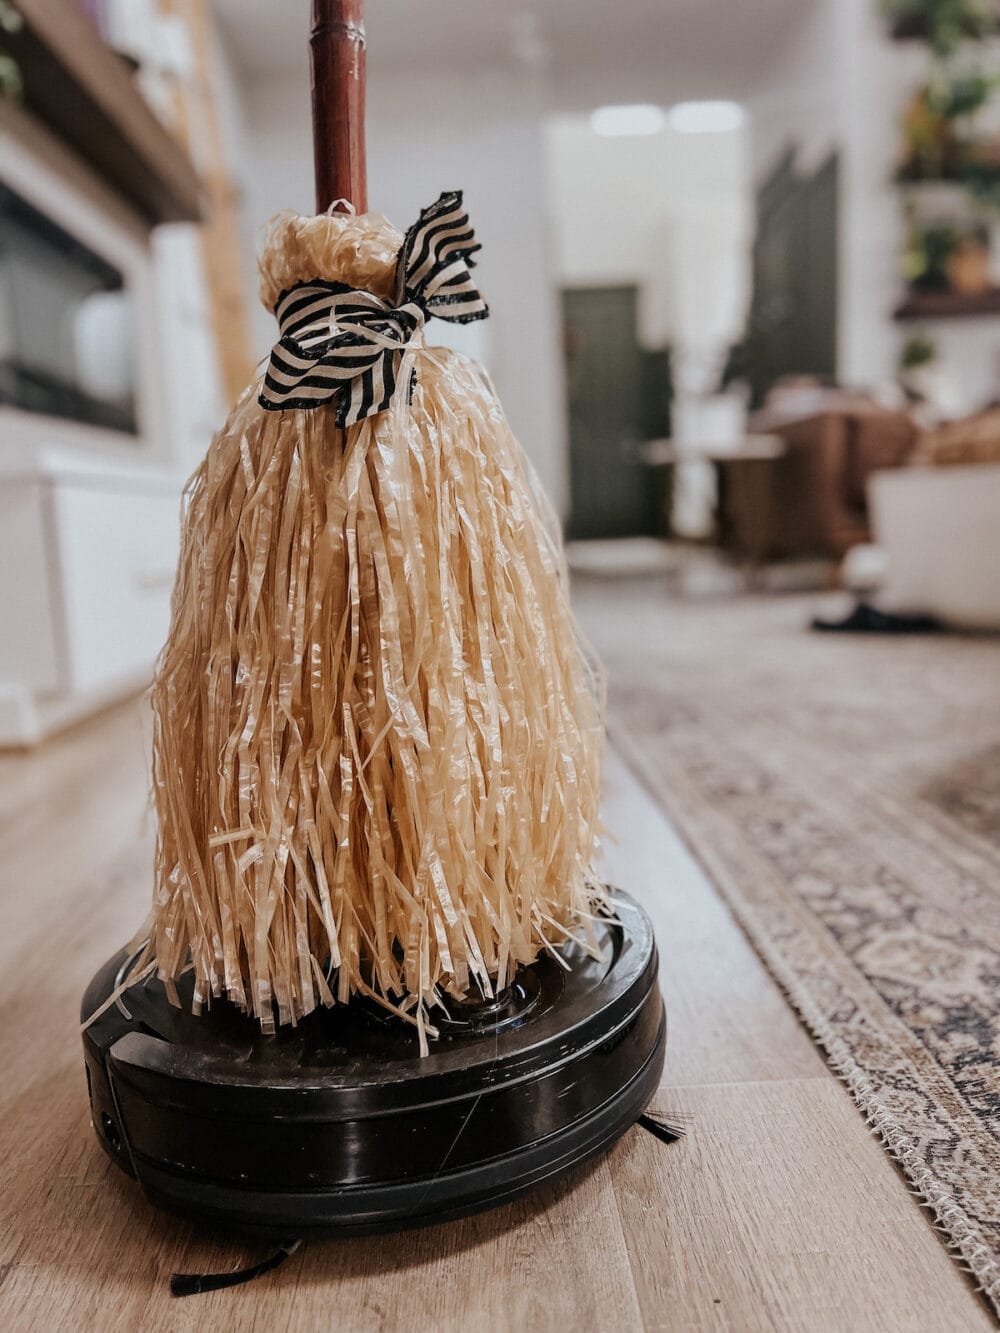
[0,698,992,1331]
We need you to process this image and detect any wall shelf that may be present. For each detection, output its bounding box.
[894,288,1000,320]
[5,0,203,225]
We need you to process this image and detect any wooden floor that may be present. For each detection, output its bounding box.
[0,696,992,1331]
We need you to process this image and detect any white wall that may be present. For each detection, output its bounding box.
[546,115,753,537]
[746,0,844,183]
[236,64,569,513]
[546,116,751,385]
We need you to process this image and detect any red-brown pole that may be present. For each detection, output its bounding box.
[310,0,368,214]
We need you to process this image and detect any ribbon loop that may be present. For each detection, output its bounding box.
[395,190,488,324]
[259,191,488,424]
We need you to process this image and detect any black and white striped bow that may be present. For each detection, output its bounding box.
[258,191,489,424]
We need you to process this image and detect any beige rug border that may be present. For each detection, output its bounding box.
[609,718,1000,1318]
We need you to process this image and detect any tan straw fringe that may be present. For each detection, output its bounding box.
[128,209,606,1043]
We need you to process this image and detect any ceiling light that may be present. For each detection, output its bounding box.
[667,101,746,134]
[590,104,667,138]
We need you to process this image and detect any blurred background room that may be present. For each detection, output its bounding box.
[3,1,1000,1326]
[2,0,1000,745]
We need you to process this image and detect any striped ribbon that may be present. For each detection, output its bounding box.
[259,191,489,423]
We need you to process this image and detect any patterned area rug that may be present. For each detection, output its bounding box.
[586,588,1000,1313]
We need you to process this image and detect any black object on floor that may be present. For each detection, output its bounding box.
[170,1239,301,1296]
[811,601,944,634]
[82,891,666,1239]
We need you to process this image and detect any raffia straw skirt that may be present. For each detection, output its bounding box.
[133,211,605,1043]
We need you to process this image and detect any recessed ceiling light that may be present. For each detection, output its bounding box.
[667,101,746,134]
[590,104,667,138]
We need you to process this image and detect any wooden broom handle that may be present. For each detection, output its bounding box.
[310,0,368,213]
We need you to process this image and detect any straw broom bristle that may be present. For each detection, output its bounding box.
[129,210,605,1041]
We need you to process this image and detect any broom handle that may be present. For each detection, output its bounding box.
[310,0,368,213]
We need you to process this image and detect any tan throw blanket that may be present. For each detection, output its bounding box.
[919,408,1000,466]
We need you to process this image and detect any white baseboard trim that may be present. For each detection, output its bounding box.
[0,670,150,748]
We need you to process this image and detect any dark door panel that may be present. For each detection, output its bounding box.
[561,286,669,540]
[736,150,839,406]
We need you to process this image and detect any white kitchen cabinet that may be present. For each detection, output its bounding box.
[0,454,183,745]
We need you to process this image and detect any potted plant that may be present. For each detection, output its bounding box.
[903,215,992,291]
[898,73,1000,181]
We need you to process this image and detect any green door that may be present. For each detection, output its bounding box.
[561,286,668,540]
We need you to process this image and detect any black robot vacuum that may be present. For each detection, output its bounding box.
[82,890,666,1240]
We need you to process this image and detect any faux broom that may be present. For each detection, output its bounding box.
[125,0,605,1051]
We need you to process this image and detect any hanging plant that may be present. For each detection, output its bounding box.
[882,0,1000,56]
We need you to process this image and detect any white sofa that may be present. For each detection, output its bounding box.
[868,464,1000,630]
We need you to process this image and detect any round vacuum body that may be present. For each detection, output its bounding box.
[82,891,665,1237]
